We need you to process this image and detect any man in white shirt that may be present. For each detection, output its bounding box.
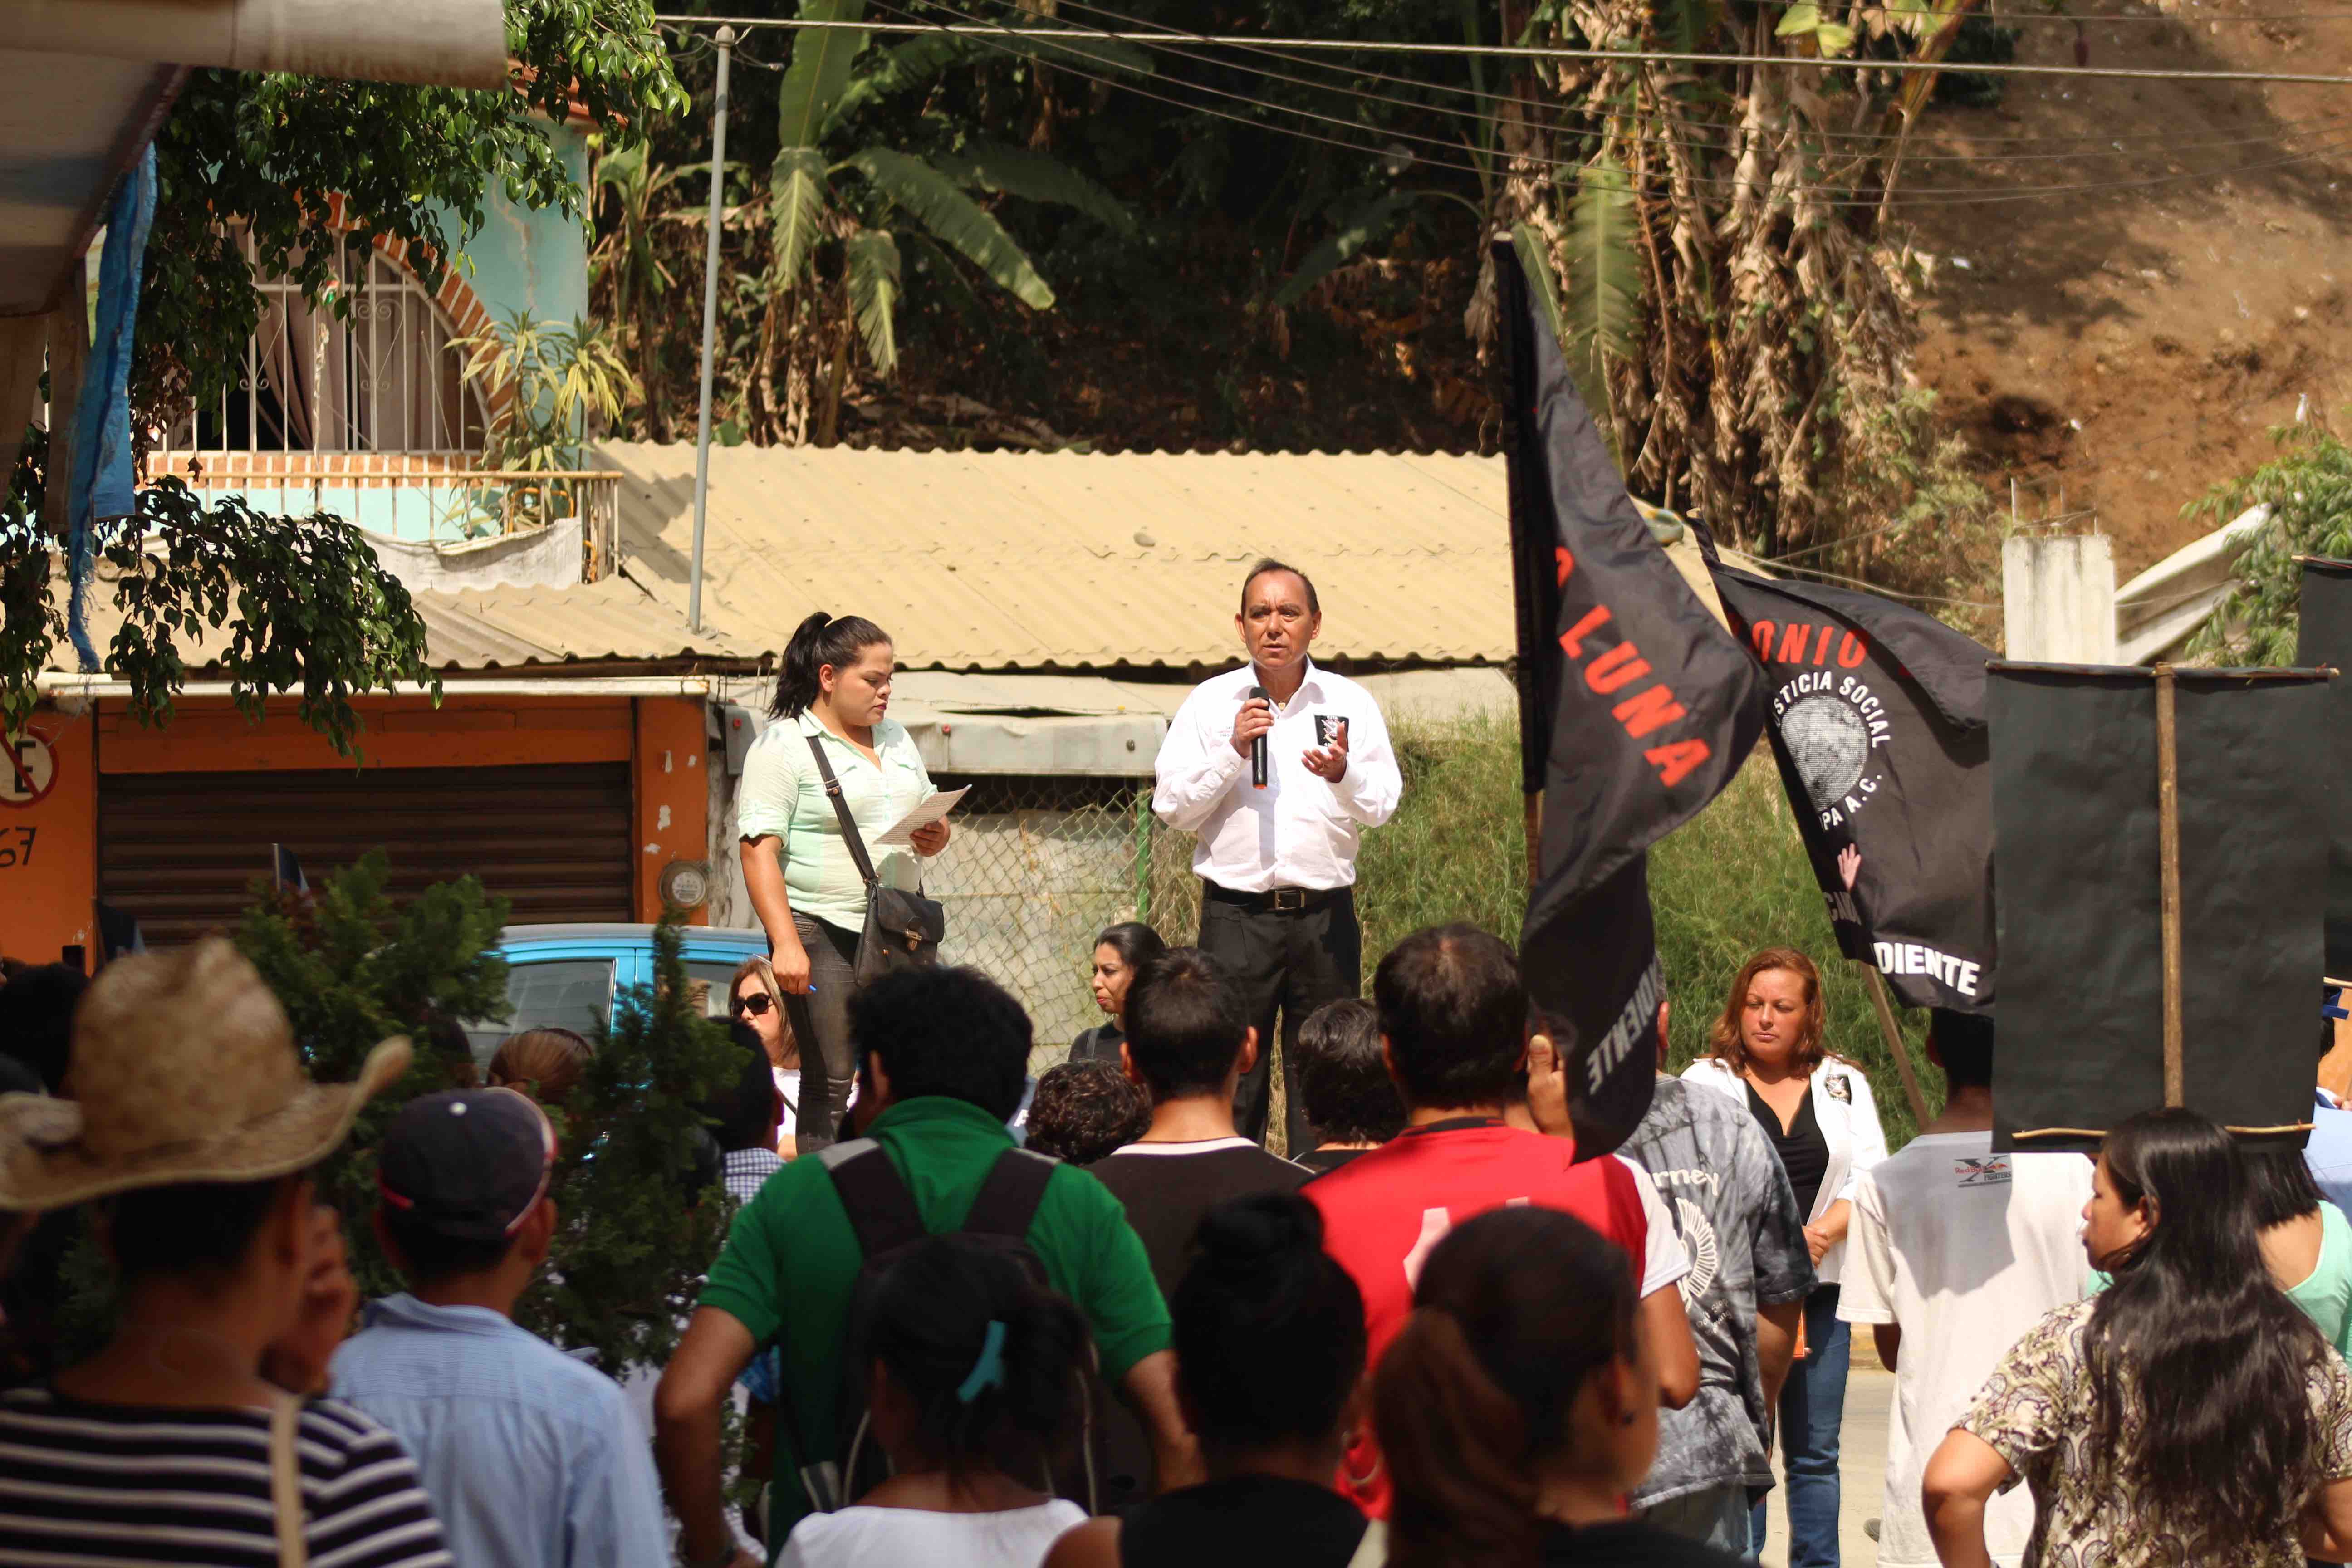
[1152,559,1403,1150]
[1838,1010,2092,1568]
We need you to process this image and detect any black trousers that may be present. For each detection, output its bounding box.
[781,914,863,1153]
[1197,884,1362,1152]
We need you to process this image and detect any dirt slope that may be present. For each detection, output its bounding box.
[1902,0,2352,576]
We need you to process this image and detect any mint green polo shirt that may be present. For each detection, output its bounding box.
[699,1096,1172,1547]
[735,712,933,931]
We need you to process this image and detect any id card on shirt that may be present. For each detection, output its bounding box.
[1313,714,1350,749]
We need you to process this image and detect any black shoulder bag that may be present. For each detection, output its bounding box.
[806,735,945,981]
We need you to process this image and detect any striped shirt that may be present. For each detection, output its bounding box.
[0,1387,452,1568]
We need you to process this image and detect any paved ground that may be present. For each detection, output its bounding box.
[1758,1367,1895,1568]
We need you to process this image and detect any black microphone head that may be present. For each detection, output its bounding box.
[1249,684,1268,701]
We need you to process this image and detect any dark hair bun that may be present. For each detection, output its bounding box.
[1173,1191,1365,1452]
[1194,1190,1326,1274]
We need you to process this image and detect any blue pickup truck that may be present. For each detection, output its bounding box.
[463,922,768,1063]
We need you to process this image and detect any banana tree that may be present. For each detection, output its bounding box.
[765,0,1143,442]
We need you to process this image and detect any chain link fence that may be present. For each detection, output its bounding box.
[921,775,1176,1059]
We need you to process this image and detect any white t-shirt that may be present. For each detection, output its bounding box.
[778,1499,1087,1568]
[1618,1153,1695,1298]
[774,1067,801,1148]
[1838,1132,2093,1568]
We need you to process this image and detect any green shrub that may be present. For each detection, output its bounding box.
[60,853,740,1373]
[1150,711,1936,1150]
[2186,421,2352,666]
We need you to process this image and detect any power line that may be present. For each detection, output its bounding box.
[1752,0,2352,23]
[666,4,2352,209]
[850,0,2352,206]
[652,11,2352,84]
[1009,0,2352,162]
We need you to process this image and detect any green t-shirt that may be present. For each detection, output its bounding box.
[2090,1200,2352,1356]
[698,1096,1172,1549]
[2287,1201,2352,1356]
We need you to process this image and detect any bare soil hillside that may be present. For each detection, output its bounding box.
[1901,0,2352,576]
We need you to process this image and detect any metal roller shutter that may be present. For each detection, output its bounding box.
[99,763,633,946]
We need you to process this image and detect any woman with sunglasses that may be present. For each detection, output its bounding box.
[730,957,804,1152]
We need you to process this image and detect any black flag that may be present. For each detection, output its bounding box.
[1694,529,1997,1012]
[1989,665,2328,1152]
[2298,558,2352,978]
[1500,240,1764,1156]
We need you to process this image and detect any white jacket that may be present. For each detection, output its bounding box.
[1680,1054,1889,1286]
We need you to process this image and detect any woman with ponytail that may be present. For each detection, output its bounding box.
[777,1233,1090,1568]
[1376,1205,1745,1568]
[738,612,949,1151]
[1925,1107,2352,1567]
[1048,1192,1373,1568]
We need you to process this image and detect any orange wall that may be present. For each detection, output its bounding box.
[634,697,711,924]
[98,696,633,774]
[1,706,98,970]
[5,693,715,960]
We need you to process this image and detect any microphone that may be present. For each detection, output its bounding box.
[1249,685,1269,789]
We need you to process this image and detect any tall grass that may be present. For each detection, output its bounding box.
[1147,711,1936,1150]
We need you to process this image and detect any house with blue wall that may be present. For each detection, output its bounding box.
[142,122,591,544]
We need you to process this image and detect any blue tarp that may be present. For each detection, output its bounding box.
[66,144,157,672]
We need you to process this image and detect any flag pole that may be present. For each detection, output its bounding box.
[2155,662,2185,1107]
[1859,964,1931,1129]
[1524,796,1541,886]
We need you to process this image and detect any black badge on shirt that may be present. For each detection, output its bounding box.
[1695,529,1997,1014]
[1499,238,1764,1157]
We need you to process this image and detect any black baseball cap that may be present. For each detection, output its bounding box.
[377,1088,556,1241]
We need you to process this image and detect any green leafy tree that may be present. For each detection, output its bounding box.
[137,0,686,436]
[4,1,684,756]
[2186,422,2352,666]
[761,0,1141,436]
[239,855,738,1370]
[0,483,434,750]
[62,856,741,1372]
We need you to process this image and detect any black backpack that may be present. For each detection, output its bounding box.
[785,1139,1103,1515]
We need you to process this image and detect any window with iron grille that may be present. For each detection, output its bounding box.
[155,230,489,460]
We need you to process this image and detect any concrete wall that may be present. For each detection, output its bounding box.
[2002,534,2118,664]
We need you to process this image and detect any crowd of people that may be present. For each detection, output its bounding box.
[10,916,2352,1568]
[12,571,2352,1568]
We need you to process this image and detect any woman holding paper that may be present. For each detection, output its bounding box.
[738,611,951,1152]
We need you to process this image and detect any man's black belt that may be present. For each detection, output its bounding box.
[1204,882,1345,915]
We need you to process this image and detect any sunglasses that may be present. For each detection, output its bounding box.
[730,992,775,1018]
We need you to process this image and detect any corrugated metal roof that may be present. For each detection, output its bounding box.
[598,442,1516,671]
[52,449,1754,679]
[58,569,764,675]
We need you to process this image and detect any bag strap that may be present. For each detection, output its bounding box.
[805,734,882,892]
[268,1392,308,1568]
[818,1138,927,1260]
[963,1147,1059,1240]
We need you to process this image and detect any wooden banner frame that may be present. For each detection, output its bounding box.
[1991,660,2327,1142]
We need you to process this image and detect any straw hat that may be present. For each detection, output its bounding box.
[0,938,411,1210]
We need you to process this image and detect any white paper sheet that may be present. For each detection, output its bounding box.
[874,787,970,846]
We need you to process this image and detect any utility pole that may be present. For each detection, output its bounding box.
[688,24,733,635]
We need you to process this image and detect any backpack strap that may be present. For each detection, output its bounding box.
[819,1138,927,1260]
[963,1147,1060,1241]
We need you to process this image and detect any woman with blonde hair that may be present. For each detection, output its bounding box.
[487,1027,593,1107]
[1680,947,1884,1567]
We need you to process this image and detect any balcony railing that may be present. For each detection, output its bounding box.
[147,461,624,582]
